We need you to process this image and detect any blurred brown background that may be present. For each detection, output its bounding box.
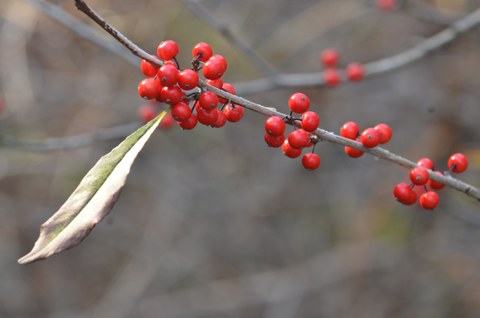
[1,0,480,317]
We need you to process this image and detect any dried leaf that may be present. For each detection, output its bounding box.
[18,112,166,264]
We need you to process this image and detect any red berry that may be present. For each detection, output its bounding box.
[199,91,218,110]
[202,55,227,80]
[223,103,244,122]
[206,78,223,88]
[138,104,157,123]
[419,191,439,210]
[264,132,285,148]
[281,139,302,158]
[344,144,364,158]
[393,183,417,205]
[159,112,175,130]
[417,158,434,170]
[192,42,213,62]
[265,116,286,137]
[428,171,445,190]
[288,93,310,114]
[177,69,199,90]
[211,109,227,128]
[324,69,341,87]
[340,121,360,140]
[321,49,339,68]
[219,83,236,103]
[196,106,219,126]
[448,153,468,173]
[157,64,178,87]
[300,111,320,132]
[410,167,429,185]
[171,102,191,122]
[140,59,159,77]
[178,114,197,130]
[360,128,380,148]
[160,86,182,105]
[288,129,312,149]
[157,40,179,61]
[346,63,364,81]
[374,123,392,144]
[302,153,321,170]
[376,0,396,11]
[138,78,159,100]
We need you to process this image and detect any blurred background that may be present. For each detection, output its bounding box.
[1,0,480,317]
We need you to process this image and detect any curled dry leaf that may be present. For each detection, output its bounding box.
[18,112,167,264]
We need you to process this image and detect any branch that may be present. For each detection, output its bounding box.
[72,0,480,202]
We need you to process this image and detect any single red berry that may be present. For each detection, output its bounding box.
[138,78,159,100]
[321,49,339,68]
[138,104,157,123]
[281,139,302,158]
[160,86,183,105]
[302,153,321,170]
[393,183,417,205]
[288,93,310,114]
[199,91,218,110]
[448,153,468,173]
[157,64,178,87]
[265,116,286,137]
[324,69,341,87]
[288,129,312,149]
[428,171,445,190]
[419,191,439,210]
[192,42,213,62]
[219,83,236,103]
[196,106,219,126]
[346,63,364,81]
[264,132,285,148]
[360,128,380,148]
[171,102,191,122]
[159,112,175,130]
[223,103,244,122]
[410,167,429,185]
[140,59,159,77]
[157,40,179,61]
[417,157,434,170]
[340,121,360,140]
[300,111,320,132]
[211,109,227,128]
[376,0,396,11]
[206,78,223,88]
[177,69,199,90]
[178,114,197,130]
[344,144,364,158]
[202,55,227,80]
[374,123,392,144]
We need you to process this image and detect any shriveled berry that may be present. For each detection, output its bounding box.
[157,64,178,87]
[419,191,439,210]
[417,158,434,170]
[160,86,182,105]
[288,129,312,149]
[393,183,417,205]
[428,171,445,190]
[302,153,320,170]
[177,69,199,90]
[138,78,159,100]
[324,69,341,87]
[448,153,468,173]
[138,104,157,123]
[340,121,359,140]
[199,91,218,110]
[140,59,159,77]
[219,83,235,103]
[374,123,392,144]
[288,93,310,114]
[192,42,213,62]
[265,116,286,137]
[346,63,364,81]
[157,40,179,61]
[264,133,285,148]
[410,167,429,186]
[300,111,320,132]
[282,139,302,158]
[321,49,339,68]
[223,103,244,122]
[211,109,227,128]
[178,114,197,130]
[171,102,191,122]
[360,128,380,148]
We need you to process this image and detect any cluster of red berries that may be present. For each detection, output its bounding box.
[264,93,321,170]
[393,153,469,210]
[320,49,365,86]
[137,40,244,130]
[340,121,392,158]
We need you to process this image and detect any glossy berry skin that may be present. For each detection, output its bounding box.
[419,191,439,210]
[360,128,380,148]
[202,55,227,80]
[321,49,339,68]
[374,123,392,144]
[264,133,285,148]
[448,153,468,173]
[157,40,179,61]
[138,78,159,100]
[302,153,321,170]
[211,109,227,128]
[140,59,159,77]
[159,112,175,130]
[288,129,312,149]
[301,111,320,132]
[138,104,157,123]
[157,64,178,87]
[206,78,223,88]
[196,107,219,126]
[344,145,364,158]
[199,91,218,110]
[428,171,445,190]
[282,139,302,158]
[177,69,199,90]
[192,42,213,62]
[346,63,364,81]
[171,102,191,122]
[178,114,197,130]
[265,116,286,137]
[288,93,310,114]
[417,157,434,170]
[324,69,341,87]
[223,103,244,122]
[219,83,236,103]
[340,121,360,140]
[393,183,417,205]
[410,167,429,186]
[160,86,182,105]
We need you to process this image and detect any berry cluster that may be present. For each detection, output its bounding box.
[393,153,469,210]
[320,49,365,86]
[340,121,392,158]
[264,93,321,170]
[137,40,244,130]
